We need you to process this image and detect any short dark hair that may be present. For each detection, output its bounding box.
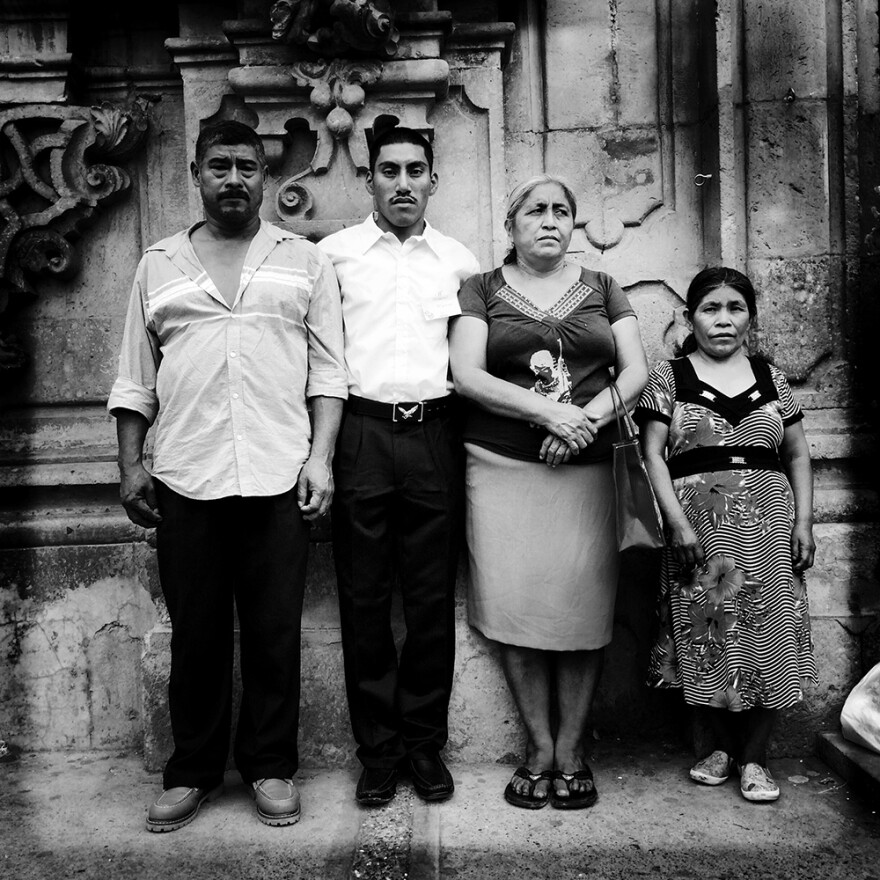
[368,125,433,173]
[195,120,266,167]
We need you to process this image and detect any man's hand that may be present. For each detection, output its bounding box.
[120,463,162,527]
[297,456,334,521]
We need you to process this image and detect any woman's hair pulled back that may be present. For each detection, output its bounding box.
[503,174,578,265]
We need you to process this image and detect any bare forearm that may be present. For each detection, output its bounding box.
[781,424,814,524]
[584,362,649,430]
[785,451,814,524]
[115,409,150,472]
[643,450,688,528]
[308,396,344,465]
[453,364,551,424]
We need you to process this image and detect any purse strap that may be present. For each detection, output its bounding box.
[609,379,637,443]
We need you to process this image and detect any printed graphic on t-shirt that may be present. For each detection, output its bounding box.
[529,340,572,403]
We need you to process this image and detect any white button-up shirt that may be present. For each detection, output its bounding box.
[318,215,480,402]
[108,221,347,500]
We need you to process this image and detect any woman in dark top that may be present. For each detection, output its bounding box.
[636,267,816,802]
[449,174,648,809]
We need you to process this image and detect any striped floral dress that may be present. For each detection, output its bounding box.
[635,356,818,710]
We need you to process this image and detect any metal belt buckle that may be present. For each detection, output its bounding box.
[393,401,425,423]
[729,456,746,465]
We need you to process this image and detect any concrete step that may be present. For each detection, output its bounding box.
[2,740,878,880]
[815,730,880,806]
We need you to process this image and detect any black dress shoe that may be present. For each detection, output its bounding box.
[408,753,454,802]
[356,766,398,806]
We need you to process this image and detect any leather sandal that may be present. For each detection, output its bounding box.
[504,766,555,809]
[550,766,598,810]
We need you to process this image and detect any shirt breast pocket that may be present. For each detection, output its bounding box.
[420,291,461,323]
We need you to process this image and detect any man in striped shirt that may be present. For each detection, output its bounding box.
[108,121,347,831]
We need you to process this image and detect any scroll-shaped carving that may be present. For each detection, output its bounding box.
[0,99,149,378]
[290,59,382,173]
[270,0,399,58]
[276,179,315,221]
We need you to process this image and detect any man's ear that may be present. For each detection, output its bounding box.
[365,171,374,196]
[682,308,692,327]
[429,171,438,196]
[190,160,200,187]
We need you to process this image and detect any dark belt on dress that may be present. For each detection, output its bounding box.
[346,394,452,424]
[667,445,783,480]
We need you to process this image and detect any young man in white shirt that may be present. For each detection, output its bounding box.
[319,127,480,805]
[109,121,347,831]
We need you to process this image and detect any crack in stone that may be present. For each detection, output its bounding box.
[350,786,415,880]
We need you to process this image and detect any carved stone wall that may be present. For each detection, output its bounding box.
[0,0,877,766]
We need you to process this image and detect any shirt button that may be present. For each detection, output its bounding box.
[229,351,237,358]
[232,393,239,400]
[236,435,243,441]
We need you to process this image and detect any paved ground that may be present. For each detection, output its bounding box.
[1,739,878,880]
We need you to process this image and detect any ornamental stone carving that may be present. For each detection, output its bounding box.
[0,99,149,377]
[290,59,382,173]
[270,0,399,58]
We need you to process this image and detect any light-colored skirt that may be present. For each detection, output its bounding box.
[464,443,619,651]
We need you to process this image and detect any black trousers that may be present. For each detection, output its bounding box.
[332,410,463,769]
[154,481,309,790]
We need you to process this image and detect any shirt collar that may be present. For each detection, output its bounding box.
[158,219,297,259]
[359,213,441,257]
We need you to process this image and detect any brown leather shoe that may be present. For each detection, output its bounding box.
[146,784,223,833]
[252,778,301,826]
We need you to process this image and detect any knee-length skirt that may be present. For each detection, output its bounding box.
[464,443,619,650]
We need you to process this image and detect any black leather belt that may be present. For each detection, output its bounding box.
[667,445,782,480]
[346,394,452,424]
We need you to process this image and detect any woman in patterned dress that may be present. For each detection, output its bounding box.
[449,175,648,809]
[636,267,817,802]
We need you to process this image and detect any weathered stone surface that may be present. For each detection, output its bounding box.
[809,524,880,617]
[141,625,173,772]
[615,0,660,127]
[545,129,664,236]
[301,541,341,628]
[748,256,837,384]
[744,0,829,101]
[745,102,832,256]
[0,561,157,750]
[447,616,522,763]
[543,0,614,128]
[299,629,352,767]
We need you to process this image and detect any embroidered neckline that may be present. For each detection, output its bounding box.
[496,279,596,322]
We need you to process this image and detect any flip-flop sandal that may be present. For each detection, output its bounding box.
[503,766,555,809]
[550,766,598,810]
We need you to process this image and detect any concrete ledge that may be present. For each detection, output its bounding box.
[815,731,880,806]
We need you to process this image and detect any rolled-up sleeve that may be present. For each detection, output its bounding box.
[304,248,348,400]
[107,259,162,423]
